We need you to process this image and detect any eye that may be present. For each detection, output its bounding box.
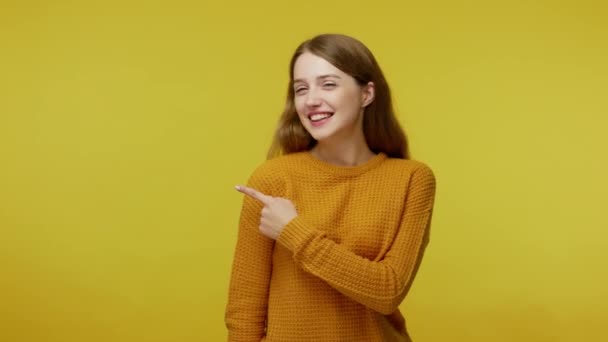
[294,87,308,94]
[323,82,336,89]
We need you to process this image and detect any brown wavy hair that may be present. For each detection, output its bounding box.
[267,33,410,159]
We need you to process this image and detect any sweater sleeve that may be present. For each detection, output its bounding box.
[276,165,436,315]
[225,164,283,341]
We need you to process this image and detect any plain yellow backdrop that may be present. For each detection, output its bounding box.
[1,0,607,341]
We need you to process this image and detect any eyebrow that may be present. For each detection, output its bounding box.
[293,74,342,83]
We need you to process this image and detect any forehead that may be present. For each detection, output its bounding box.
[293,52,347,80]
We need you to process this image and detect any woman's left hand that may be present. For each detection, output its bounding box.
[236,185,298,240]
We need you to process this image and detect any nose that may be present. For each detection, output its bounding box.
[304,87,322,107]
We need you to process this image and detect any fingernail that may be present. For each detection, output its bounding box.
[235,185,241,191]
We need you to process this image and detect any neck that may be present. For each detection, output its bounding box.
[311,138,375,167]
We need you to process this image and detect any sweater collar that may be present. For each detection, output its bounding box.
[303,151,388,177]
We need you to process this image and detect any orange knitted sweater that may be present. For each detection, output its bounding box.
[225,151,436,342]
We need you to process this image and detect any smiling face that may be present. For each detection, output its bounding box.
[292,52,374,144]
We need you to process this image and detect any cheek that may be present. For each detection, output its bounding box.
[294,98,306,116]
[334,93,358,114]
[339,91,362,113]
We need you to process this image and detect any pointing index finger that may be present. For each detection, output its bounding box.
[235,185,272,205]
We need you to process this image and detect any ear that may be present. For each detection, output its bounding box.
[362,82,375,107]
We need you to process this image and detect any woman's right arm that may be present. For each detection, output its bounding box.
[225,165,279,341]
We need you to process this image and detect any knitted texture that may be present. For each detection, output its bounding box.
[226,151,436,342]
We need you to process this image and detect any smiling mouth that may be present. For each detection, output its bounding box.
[308,112,333,122]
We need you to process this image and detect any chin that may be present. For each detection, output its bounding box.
[304,120,352,143]
[305,126,331,140]
[310,132,335,143]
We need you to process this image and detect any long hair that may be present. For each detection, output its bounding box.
[267,34,410,159]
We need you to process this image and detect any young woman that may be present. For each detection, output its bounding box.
[225,34,436,342]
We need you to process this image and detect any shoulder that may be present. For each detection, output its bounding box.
[249,152,304,179]
[383,158,435,180]
[246,152,306,196]
[380,158,436,214]
[379,158,436,196]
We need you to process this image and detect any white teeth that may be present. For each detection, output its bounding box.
[310,113,332,121]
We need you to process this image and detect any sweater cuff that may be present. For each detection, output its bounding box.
[277,216,318,253]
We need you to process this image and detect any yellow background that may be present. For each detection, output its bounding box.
[1,0,607,341]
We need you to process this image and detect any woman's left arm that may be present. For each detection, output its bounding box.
[277,165,436,315]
